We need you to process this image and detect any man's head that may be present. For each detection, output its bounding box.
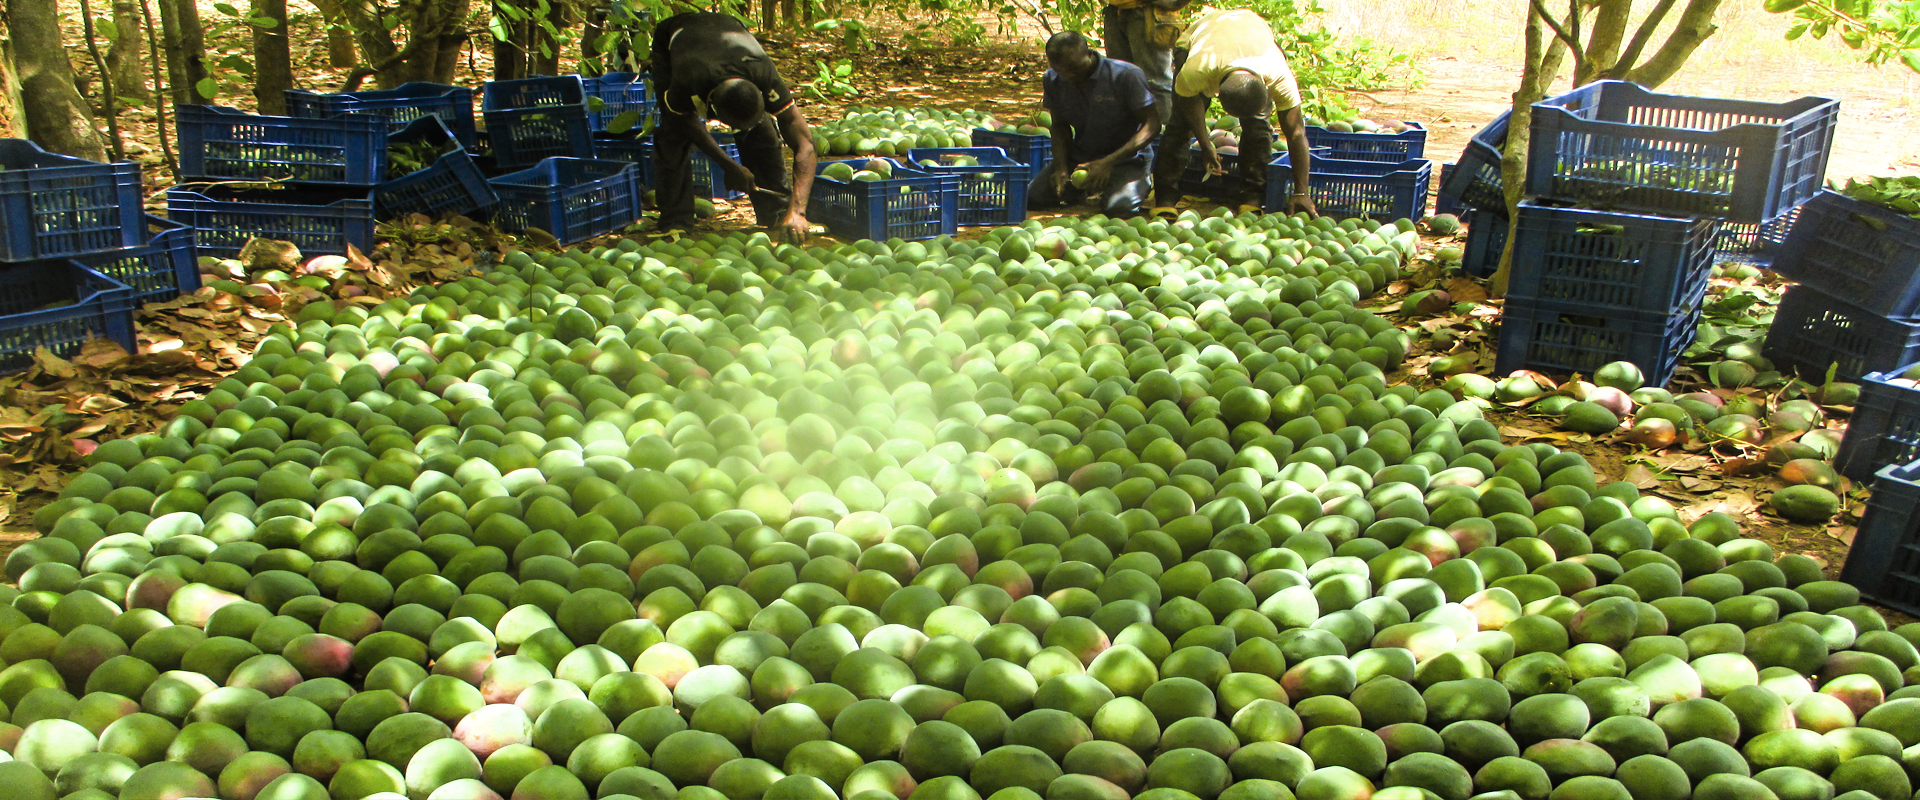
[708,78,767,130]
[1046,31,1097,82]
[1218,71,1271,120]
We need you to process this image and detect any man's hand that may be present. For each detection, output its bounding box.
[1052,164,1073,197]
[722,161,757,194]
[1287,191,1319,217]
[1199,147,1225,177]
[1081,159,1114,192]
[776,211,810,244]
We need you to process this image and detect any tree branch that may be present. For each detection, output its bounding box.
[1625,0,1723,88]
[1529,0,1583,55]
[1580,0,1631,84]
[1610,0,1679,79]
[75,0,124,160]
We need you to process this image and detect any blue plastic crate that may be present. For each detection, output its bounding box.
[1527,81,1839,224]
[483,76,587,111]
[1763,284,1920,383]
[74,215,198,305]
[482,77,593,171]
[177,105,388,185]
[1178,145,1328,201]
[1505,201,1718,317]
[489,158,643,245]
[809,159,958,242]
[1305,121,1426,162]
[1496,297,1699,387]
[1435,163,1466,218]
[0,139,143,261]
[166,185,375,258]
[1834,361,1920,482]
[1267,156,1431,222]
[1770,190,1920,319]
[1462,208,1508,279]
[1839,459,1920,617]
[284,82,478,150]
[1438,111,1509,215]
[0,260,136,372]
[597,132,744,201]
[582,72,655,132]
[971,128,1052,169]
[905,147,1030,226]
[376,116,497,220]
[1715,205,1800,268]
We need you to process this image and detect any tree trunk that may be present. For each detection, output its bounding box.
[159,0,208,104]
[252,0,292,113]
[1626,0,1723,88]
[8,0,107,160]
[1491,2,1559,298]
[0,17,26,139]
[309,0,359,69]
[783,0,797,29]
[108,0,148,102]
[762,0,775,32]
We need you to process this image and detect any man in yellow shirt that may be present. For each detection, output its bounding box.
[1152,7,1316,216]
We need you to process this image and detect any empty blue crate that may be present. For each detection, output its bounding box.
[1839,459,1920,617]
[285,82,478,149]
[971,128,1051,169]
[0,260,136,372]
[810,159,957,242]
[1463,209,1508,279]
[1438,111,1509,214]
[1834,361,1920,482]
[1180,145,1328,201]
[75,215,198,305]
[489,158,643,245]
[377,116,497,220]
[177,105,388,185]
[166,185,375,258]
[1527,80,1839,224]
[0,139,143,261]
[1306,121,1426,162]
[583,73,655,132]
[1497,298,1700,387]
[1505,201,1718,317]
[1715,205,1800,268]
[482,76,594,171]
[1268,156,1431,222]
[905,147,1029,226]
[1771,190,1920,319]
[1763,284,1920,383]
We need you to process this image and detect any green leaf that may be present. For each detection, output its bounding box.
[1902,49,1920,72]
[608,110,642,134]
[587,96,606,112]
[489,16,511,40]
[97,18,119,41]
[1787,22,1809,40]
[196,77,219,99]
[214,2,238,15]
[247,15,278,27]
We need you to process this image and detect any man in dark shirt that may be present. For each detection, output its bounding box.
[1029,32,1160,218]
[649,12,816,241]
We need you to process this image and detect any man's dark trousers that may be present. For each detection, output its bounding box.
[1027,156,1153,218]
[654,116,792,229]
